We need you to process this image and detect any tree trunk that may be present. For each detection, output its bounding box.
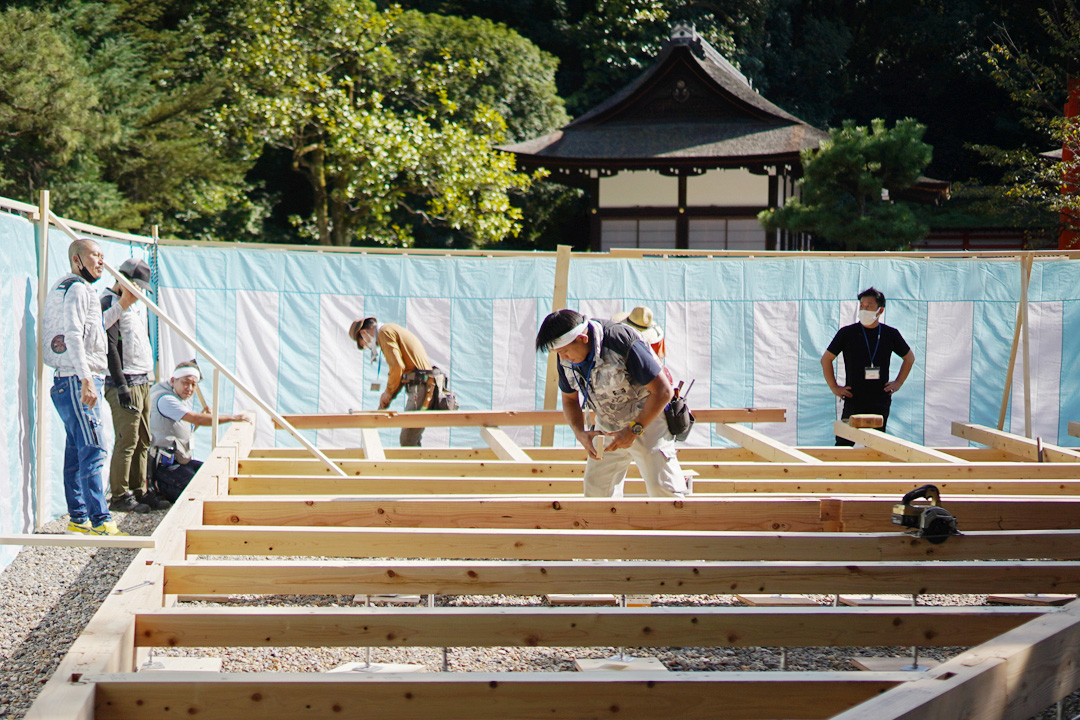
[299,147,331,246]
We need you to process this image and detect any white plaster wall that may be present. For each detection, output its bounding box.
[598,171,678,207]
[687,168,769,206]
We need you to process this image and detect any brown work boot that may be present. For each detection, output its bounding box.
[109,492,150,514]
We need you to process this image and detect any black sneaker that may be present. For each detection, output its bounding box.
[138,490,172,511]
[109,492,151,514]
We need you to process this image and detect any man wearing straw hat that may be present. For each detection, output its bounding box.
[536,309,687,498]
[42,238,138,536]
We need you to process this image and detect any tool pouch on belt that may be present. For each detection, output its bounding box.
[425,367,458,411]
[664,395,694,441]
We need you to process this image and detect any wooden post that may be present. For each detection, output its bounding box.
[1021,253,1033,438]
[541,245,572,447]
[211,369,220,450]
[997,254,1034,431]
[34,190,50,530]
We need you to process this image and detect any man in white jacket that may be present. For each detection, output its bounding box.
[42,238,137,535]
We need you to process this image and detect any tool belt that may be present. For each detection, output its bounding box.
[402,367,458,411]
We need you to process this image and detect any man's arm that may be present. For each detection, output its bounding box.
[379,331,405,409]
[562,391,603,460]
[102,294,134,408]
[821,351,852,398]
[885,351,915,393]
[101,285,137,329]
[605,371,674,451]
[181,409,252,427]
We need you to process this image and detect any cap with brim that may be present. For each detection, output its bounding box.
[118,258,153,291]
[612,306,664,344]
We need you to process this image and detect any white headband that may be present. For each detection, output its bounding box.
[546,320,588,351]
[171,367,201,381]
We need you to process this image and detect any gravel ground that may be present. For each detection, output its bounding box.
[1,512,1077,720]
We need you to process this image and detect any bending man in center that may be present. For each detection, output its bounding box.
[536,309,686,498]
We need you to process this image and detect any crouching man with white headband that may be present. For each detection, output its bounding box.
[148,361,251,503]
[536,309,686,498]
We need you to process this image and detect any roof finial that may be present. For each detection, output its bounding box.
[670,22,697,44]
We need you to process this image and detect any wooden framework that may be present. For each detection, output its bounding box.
[23,412,1080,720]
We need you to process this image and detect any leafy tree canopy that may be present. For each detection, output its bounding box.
[760,118,932,250]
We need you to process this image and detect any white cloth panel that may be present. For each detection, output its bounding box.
[405,297,452,447]
[1010,301,1062,440]
[752,300,799,445]
[579,299,623,325]
[664,300,712,447]
[156,287,197,378]
[923,301,973,446]
[491,298,539,447]
[233,290,280,448]
[317,295,366,448]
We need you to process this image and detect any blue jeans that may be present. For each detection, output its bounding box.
[51,376,111,525]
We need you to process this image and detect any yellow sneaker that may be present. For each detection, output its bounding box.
[90,520,129,536]
[66,519,92,535]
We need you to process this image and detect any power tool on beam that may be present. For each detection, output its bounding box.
[891,484,960,544]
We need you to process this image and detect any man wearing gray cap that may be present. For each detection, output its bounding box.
[101,258,168,512]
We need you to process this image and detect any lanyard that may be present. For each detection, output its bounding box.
[574,350,596,409]
[862,325,881,366]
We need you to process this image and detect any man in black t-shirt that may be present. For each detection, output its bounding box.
[821,287,915,445]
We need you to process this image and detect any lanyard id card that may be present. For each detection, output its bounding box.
[864,366,881,380]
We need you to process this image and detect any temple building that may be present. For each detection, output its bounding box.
[503,23,829,251]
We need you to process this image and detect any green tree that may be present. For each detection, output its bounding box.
[972,1,1080,238]
[215,0,541,247]
[759,118,932,250]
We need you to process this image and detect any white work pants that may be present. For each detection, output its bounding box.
[584,418,686,498]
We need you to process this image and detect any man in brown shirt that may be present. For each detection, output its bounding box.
[349,317,433,446]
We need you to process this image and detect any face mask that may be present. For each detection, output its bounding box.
[75,257,98,284]
[858,309,880,327]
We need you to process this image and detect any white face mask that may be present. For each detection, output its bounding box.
[858,309,881,327]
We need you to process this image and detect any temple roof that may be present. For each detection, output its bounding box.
[503,24,828,169]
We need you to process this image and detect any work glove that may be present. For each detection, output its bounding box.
[118,386,137,412]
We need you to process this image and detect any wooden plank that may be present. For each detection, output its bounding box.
[229,475,1080,496]
[714,423,823,463]
[480,427,532,462]
[184,527,1080,562]
[360,428,385,461]
[91,671,907,720]
[541,244,572,447]
[952,422,1080,462]
[1070,421,1080,439]
[161,560,1080,597]
[833,423,967,464]
[830,598,1080,720]
[23,421,254,720]
[133,606,1047,649]
[0,534,154,548]
[202,497,1080,532]
[275,408,787,430]
[236,457,1080,480]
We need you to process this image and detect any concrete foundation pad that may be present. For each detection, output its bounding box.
[838,594,912,606]
[988,593,1077,606]
[353,594,423,605]
[850,656,940,672]
[139,657,223,672]
[576,656,668,672]
[547,594,619,606]
[737,594,819,606]
[329,662,428,673]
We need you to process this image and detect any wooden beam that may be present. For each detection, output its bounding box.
[0,535,154,548]
[830,599,1080,720]
[275,408,787,430]
[714,423,823,463]
[23,421,254,720]
[134,605,1047,649]
[541,244,572,447]
[236,457,1080,480]
[359,428,385,461]
[161,559,1080,596]
[202,497,1080,533]
[228,475,1080,496]
[952,422,1080,463]
[832,423,967,463]
[1070,421,1080,439]
[184,527,1080,562]
[90,671,907,720]
[480,427,532,462]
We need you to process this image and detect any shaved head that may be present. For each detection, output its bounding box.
[68,238,100,264]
